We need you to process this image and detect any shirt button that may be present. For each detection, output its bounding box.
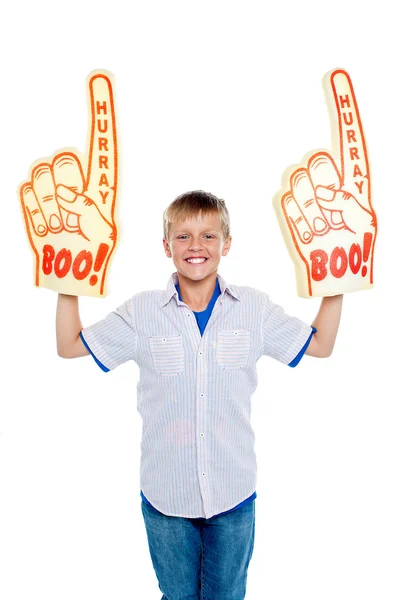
[200,433,204,437]
[199,351,203,355]
[202,472,206,477]
[162,338,166,342]
[234,331,238,335]
[200,393,204,398]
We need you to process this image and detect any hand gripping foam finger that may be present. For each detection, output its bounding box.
[18,70,119,297]
[273,68,377,298]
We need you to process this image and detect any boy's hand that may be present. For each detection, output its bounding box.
[19,71,118,297]
[274,69,377,298]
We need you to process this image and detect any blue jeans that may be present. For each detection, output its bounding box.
[141,499,256,600]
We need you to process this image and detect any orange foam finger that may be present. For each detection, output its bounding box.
[18,70,119,298]
[274,69,377,298]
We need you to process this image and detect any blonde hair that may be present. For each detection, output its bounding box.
[163,190,231,242]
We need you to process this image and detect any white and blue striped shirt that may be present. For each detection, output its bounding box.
[81,272,313,518]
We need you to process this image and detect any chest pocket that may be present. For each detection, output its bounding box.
[149,334,184,376]
[216,329,250,369]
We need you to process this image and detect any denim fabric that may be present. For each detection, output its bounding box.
[141,499,256,600]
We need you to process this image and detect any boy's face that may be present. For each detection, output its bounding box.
[163,213,232,283]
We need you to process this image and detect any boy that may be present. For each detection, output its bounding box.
[56,190,343,600]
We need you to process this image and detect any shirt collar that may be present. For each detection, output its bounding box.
[160,272,241,308]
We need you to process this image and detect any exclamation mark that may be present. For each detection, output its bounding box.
[361,232,372,277]
[90,243,109,286]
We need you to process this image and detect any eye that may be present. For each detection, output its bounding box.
[177,234,214,239]
[177,233,215,240]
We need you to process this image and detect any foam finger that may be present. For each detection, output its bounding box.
[85,72,117,220]
[282,192,313,244]
[20,183,48,237]
[32,164,63,233]
[290,168,329,235]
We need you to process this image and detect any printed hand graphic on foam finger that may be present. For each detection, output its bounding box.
[274,69,377,298]
[19,71,118,297]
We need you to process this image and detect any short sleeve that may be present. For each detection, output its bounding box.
[81,299,137,371]
[262,295,313,365]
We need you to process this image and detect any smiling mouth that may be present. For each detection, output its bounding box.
[185,258,208,264]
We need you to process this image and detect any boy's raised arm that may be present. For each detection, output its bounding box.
[305,295,343,358]
[56,294,89,359]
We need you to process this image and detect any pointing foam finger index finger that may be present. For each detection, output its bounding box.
[85,71,118,223]
[325,69,370,209]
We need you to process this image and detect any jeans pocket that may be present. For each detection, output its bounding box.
[149,334,185,375]
[216,329,250,369]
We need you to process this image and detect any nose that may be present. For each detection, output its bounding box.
[189,239,204,251]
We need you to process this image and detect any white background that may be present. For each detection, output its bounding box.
[1,1,398,599]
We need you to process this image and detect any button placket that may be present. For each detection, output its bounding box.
[194,309,223,515]
[196,334,208,504]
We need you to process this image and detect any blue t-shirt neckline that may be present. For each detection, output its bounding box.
[175,277,221,337]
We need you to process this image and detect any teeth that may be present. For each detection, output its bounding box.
[187,258,206,263]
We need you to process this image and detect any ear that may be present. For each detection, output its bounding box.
[163,238,172,257]
[221,236,232,256]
